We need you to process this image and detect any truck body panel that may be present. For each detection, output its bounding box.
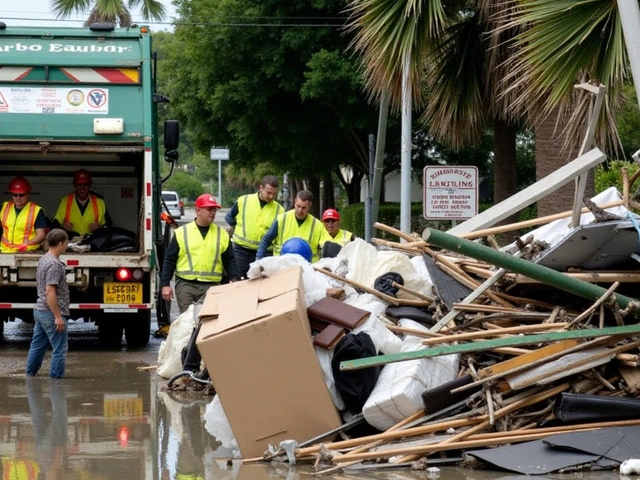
[0,25,168,347]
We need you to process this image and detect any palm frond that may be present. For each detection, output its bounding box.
[345,0,447,107]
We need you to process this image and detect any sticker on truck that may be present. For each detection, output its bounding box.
[0,87,109,114]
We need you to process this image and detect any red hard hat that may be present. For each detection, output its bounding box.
[8,176,31,194]
[195,194,221,209]
[73,169,92,185]
[322,208,340,221]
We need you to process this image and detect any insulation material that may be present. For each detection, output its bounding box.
[156,303,198,379]
[362,319,459,431]
[339,238,434,300]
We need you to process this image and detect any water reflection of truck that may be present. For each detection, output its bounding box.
[0,22,179,347]
[0,367,154,480]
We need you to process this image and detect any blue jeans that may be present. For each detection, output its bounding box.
[26,309,68,379]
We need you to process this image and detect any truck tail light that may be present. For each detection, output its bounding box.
[116,268,132,282]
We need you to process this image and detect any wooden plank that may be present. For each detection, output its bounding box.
[505,347,614,390]
[619,366,640,394]
[447,148,607,236]
[477,339,580,378]
[339,323,640,371]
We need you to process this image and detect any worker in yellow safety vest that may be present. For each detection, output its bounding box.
[225,175,284,278]
[0,176,47,253]
[321,208,355,247]
[161,193,239,314]
[52,169,112,237]
[256,190,332,263]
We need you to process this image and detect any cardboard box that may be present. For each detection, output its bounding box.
[196,266,341,458]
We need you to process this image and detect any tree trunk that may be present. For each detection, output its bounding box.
[307,176,321,218]
[535,109,594,217]
[493,118,519,245]
[322,172,334,211]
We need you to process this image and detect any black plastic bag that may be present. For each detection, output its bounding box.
[331,332,380,414]
[80,227,137,252]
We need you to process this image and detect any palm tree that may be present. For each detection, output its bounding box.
[348,0,525,217]
[52,0,166,27]
[504,0,627,215]
[348,0,628,219]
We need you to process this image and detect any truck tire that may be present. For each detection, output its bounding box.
[124,311,151,348]
[98,317,124,349]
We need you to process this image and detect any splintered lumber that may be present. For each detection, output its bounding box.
[429,252,523,333]
[321,382,571,467]
[421,323,570,346]
[619,366,640,393]
[456,200,625,240]
[422,228,640,313]
[391,281,434,302]
[567,281,620,328]
[313,267,431,307]
[505,339,640,390]
[339,324,640,371]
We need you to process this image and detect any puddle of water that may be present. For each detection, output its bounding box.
[0,346,629,480]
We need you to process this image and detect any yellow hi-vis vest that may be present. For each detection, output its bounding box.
[53,193,106,235]
[274,211,330,262]
[2,458,40,480]
[232,193,283,250]
[175,222,229,283]
[0,201,42,253]
[332,229,353,247]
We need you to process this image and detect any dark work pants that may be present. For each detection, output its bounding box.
[233,243,257,279]
[182,322,206,374]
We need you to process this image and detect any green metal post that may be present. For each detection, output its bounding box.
[423,228,639,311]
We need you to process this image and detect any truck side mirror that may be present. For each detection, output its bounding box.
[164,120,180,152]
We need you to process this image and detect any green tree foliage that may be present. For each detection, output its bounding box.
[163,0,380,203]
[595,160,639,195]
[161,172,203,201]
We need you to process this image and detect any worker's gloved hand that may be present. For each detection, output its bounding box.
[17,244,29,252]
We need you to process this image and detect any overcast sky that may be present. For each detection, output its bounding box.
[1,0,177,31]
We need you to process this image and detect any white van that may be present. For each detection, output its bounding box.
[161,190,182,219]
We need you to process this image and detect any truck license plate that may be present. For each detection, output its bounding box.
[104,282,142,304]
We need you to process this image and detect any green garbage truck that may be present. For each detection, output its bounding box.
[0,22,178,347]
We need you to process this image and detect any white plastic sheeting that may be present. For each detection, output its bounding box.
[156,303,198,379]
[339,238,434,300]
[362,319,459,431]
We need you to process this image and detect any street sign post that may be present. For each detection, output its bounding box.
[423,166,478,220]
[210,147,230,205]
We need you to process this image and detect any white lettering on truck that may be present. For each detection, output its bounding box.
[0,43,43,52]
[0,43,132,53]
[49,44,132,53]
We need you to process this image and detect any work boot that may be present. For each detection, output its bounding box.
[153,324,171,338]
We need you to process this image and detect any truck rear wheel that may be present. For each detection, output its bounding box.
[124,311,151,348]
[98,317,124,349]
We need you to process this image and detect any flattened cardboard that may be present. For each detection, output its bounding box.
[196,266,341,458]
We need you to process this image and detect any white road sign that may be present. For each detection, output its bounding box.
[423,166,479,220]
[210,147,229,160]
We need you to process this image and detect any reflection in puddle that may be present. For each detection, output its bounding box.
[4,366,622,480]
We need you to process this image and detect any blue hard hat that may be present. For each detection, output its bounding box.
[281,237,312,262]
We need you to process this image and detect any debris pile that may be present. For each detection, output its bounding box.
[236,186,640,475]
